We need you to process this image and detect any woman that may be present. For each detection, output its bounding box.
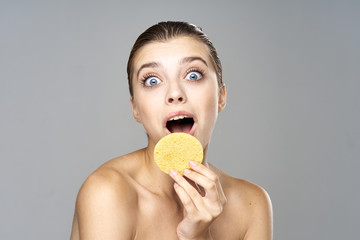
[71,21,273,240]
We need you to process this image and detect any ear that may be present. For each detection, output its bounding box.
[218,82,227,112]
[130,97,142,123]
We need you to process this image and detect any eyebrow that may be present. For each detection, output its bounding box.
[136,56,209,80]
[136,62,161,80]
[180,56,209,67]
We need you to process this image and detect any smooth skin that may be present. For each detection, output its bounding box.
[70,37,272,240]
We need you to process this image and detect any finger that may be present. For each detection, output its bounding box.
[183,169,218,200]
[169,169,206,211]
[184,176,204,196]
[173,183,197,215]
[189,161,217,180]
[188,162,227,205]
[185,169,226,217]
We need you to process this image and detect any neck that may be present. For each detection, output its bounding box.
[141,144,177,195]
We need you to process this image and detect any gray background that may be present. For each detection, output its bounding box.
[1,0,359,239]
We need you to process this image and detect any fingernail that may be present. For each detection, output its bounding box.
[183,169,191,175]
[189,161,198,167]
[174,183,179,189]
[169,169,177,177]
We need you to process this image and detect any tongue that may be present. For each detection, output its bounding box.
[172,124,191,133]
[167,121,193,133]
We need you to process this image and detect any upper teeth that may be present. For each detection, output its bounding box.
[169,115,189,121]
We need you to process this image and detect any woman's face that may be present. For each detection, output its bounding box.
[130,36,226,150]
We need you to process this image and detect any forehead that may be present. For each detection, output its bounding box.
[133,37,213,70]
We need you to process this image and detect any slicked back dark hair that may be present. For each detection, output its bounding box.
[127,21,223,97]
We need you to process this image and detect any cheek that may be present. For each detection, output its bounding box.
[192,87,219,129]
[137,101,154,120]
[134,94,163,124]
[194,86,219,110]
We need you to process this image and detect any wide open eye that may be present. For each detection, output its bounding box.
[144,76,161,87]
[185,71,202,81]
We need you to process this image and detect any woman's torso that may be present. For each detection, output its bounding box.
[71,149,253,240]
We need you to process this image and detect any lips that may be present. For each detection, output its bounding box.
[165,111,196,135]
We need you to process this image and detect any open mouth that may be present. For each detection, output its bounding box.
[166,115,195,134]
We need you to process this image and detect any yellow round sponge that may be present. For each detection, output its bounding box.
[154,133,203,174]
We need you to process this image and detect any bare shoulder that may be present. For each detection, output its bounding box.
[209,164,273,240]
[73,151,142,240]
[209,164,271,200]
[77,158,138,209]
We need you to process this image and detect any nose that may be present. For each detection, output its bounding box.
[166,81,186,104]
[168,96,184,103]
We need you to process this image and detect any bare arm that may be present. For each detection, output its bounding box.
[75,170,136,240]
